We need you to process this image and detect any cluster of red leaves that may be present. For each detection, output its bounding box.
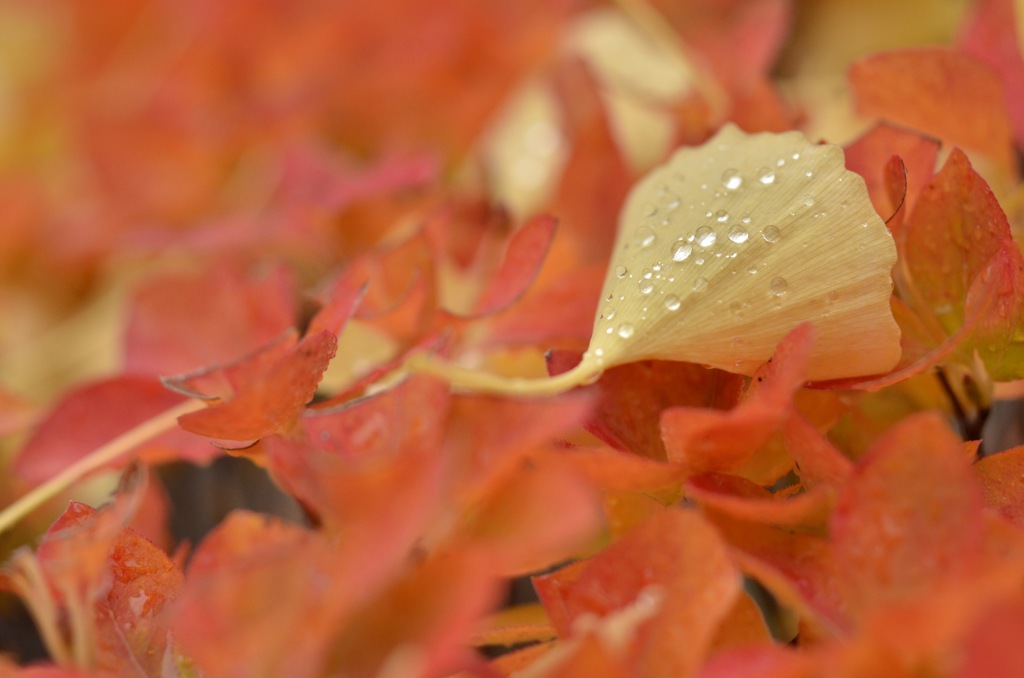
[5,1,1024,677]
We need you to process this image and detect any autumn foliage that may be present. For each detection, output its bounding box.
[4,1,1024,676]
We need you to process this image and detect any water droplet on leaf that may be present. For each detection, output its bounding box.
[635,226,656,248]
[728,225,749,243]
[761,225,780,243]
[721,168,743,190]
[696,226,717,247]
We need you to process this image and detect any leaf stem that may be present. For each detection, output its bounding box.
[0,399,204,536]
[405,353,599,397]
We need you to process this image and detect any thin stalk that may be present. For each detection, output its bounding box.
[405,353,599,397]
[0,399,204,536]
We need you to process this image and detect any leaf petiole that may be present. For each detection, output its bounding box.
[0,399,205,536]
[404,353,599,397]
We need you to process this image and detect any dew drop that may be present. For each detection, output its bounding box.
[642,268,653,279]
[770,276,789,296]
[664,295,681,311]
[747,265,758,275]
[693,277,709,292]
[695,226,717,247]
[802,194,815,207]
[602,306,616,321]
[714,209,730,223]
[635,226,656,248]
[757,167,776,185]
[728,225,749,243]
[617,323,635,339]
[671,240,692,262]
[642,202,657,217]
[721,168,743,190]
[740,212,752,224]
[638,279,654,295]
[615,265,628,278]
[761,225,781,243]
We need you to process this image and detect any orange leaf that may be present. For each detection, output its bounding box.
[327,550,501,678]
[471,214,557,316]
[843,123,939,224]
[661,324,813,477]
[850,48,1014,169]
[450,461,600,576]
[123,265,296,376]
[831,413,984,621]
[173,512,359,678]
[264,374,450,557]
[548,354,744,461]
[176,330,337,441]
[974,444,1024,527]
[14,377,207,484]
[539,508,741,677]
[684,473,832,529]
[958,0,1024,147]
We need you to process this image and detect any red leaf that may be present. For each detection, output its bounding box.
[480,262,605,349]
[903,149,1018,322]
[547,59,633,267]
[450,461,600,576]
[444,391,594,502]
[831,412,984,621]
[176,330,337,441]
[328,550,502,678]
[552,446,684,495]
[781,413,853,490]
[901,148,1024,377]
[14,377,208,484]
[173,512,357,678]
[306,277,366,339]
[95,526,183,676]
[548,354,744,461]
[264,375,450,557]
[342,232,439,345]
[710,518,846,634]
[661,325,813,477]
[471,214,557,316]
[958,595,1024,677]
[850,48,1015,169]
[958,0,1024,148]
[843,123,939,224]
[651,0,791,90]
[538,508,741,677]
[124,265,296,376]
[974,444,1024,527]
[23,478,183,677]
[684,473,832,528]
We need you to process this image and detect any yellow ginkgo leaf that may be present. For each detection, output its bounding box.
[412,124,901,394]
